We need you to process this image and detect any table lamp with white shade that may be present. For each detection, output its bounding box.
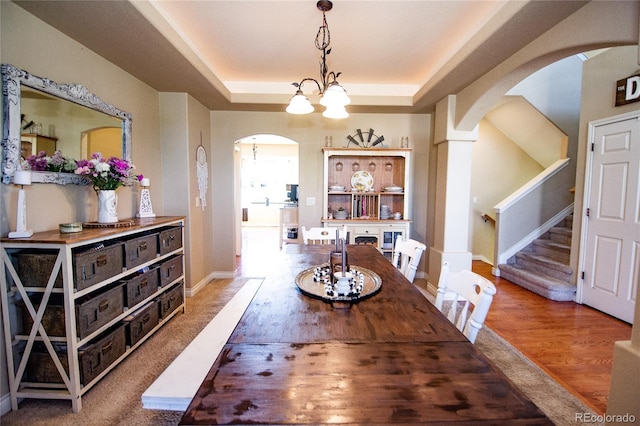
[9,170,33,238]
[137,177,155,218]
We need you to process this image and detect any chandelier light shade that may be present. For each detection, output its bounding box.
[322,104,349,119]
[286,1,350,118]
[286,90,315,114]
[319,83,351,107]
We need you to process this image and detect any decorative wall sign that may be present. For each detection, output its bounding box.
[615,73,640,106]
[196,140,208,211]
[346,128,385,148]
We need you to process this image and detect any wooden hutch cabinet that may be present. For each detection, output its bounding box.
[322,148,411,260]
[21,134,58,158]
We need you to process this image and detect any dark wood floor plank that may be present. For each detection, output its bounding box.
[472,260,632,414]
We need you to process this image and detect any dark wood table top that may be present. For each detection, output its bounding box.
[180,244,551,425]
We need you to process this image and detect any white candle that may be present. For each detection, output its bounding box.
[341,238,346,277]
[140,178,150,187]
[13,170,32,186]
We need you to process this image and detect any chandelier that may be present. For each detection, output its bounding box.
[286,0,350,119]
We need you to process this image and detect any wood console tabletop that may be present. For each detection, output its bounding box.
[1,216,185,245]
[180,244,551,425]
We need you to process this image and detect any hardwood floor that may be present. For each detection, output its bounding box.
[472,260,632,415]
[236,227,633,416]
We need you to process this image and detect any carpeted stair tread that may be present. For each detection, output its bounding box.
[532,238,570,253]
[548,226,572,244]
[499,263,576,302]
[530,239,570,263]
[515,251,573,275]
[549,226,572,236]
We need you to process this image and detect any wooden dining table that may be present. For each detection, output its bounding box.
[180,244,551,425]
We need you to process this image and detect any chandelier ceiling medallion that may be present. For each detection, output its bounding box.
[286,0,350,119]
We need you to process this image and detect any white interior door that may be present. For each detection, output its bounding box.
[581,111,639,324]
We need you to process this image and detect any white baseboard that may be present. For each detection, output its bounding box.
[472,254,493,265]
[1,393,17,416]
[186,271,240,298]
[497,204,574,265]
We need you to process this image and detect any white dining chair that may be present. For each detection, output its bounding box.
[301,226,347,245]
[435,261,497,344]
[392,237,426,283]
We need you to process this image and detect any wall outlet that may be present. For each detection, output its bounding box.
[306,197,315,206]
[195,197,200,207]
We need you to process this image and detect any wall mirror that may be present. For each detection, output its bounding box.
[1,64,132,184]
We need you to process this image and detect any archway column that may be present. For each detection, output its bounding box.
[428,95,478,286]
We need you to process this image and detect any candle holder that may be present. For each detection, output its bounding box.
[137,178,156,218]
[9,170,33,238]
[329,250,349,277]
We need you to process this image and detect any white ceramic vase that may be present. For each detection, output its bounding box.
[97,190,118,223]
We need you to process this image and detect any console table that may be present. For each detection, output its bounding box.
[1,216,186,412]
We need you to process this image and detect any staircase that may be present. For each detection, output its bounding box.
[498,215,576,301]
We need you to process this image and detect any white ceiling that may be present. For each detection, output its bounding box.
[13,0,590,113]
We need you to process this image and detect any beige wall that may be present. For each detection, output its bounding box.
[211,111,432,275]
[1,2,163,234]
[1,0,638,414]
[0,1,163,401]
[576,45,640,422]
[470,120,544,263]
[572,46,640,287]
[159,93,215,292]
[211,111,431,273]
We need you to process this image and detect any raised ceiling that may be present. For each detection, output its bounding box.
[13,0,589,113]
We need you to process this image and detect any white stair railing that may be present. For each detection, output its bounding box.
[492,158,573,275]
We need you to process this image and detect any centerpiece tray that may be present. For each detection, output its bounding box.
[295,263,382,305]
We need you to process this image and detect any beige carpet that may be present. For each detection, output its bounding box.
[1,277,601,426]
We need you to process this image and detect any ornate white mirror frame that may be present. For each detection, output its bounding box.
[1,64,132,185]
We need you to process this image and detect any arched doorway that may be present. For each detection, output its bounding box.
[235,134,299,277]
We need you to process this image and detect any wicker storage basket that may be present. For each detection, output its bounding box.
[73,242,124,291]
[158,282,184,319]
[159,254,183,288]
[124,300,160,347]
[123,232,158,270]
[16,250,63,288]
[122,267,159,308]
[158,226,183,255]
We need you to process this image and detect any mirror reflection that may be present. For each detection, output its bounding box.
[1,64,131,184]
[21,87,123,161]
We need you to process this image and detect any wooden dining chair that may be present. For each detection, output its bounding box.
[435,261,497,344]
[301,226,347,245]
[392,237,426,283]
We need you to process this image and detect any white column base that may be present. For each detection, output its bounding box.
[606,341,640,424]
[427,247,472,288]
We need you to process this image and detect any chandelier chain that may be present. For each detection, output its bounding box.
[286,0,350,118]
